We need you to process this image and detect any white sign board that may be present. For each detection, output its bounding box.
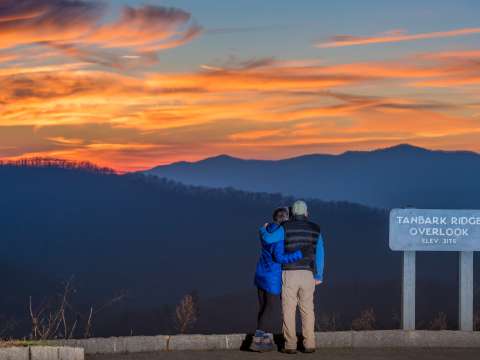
[389,208,480,251]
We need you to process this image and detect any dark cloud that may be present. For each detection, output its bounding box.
[206,24,290,35]
[0,0,103,31]
[121,5,191,24]
[374,102,456,111]
[203,57,276,71]
[238,57,276,70]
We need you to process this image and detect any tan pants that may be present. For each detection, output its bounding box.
[281,270,316,350]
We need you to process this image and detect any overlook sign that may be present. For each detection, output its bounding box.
[390,209,480,251]
[389,208,478,332]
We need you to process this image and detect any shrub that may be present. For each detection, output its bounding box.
[351,308,376,331]
[428,312,448,330]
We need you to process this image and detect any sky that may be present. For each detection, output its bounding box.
[1,0,480,171]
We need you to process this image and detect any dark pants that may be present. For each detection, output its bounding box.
[257,288,279,332]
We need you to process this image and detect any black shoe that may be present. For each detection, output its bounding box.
[302,348,316,353]
[281,348,297,354]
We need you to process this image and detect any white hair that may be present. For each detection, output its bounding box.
[292,200,308,216]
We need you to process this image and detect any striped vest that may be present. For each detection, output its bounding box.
[282,215,320,272]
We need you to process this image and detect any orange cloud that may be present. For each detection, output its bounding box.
[412,76,480,88]
[0,52,17,63]
[316,27,480,48]
[229,129,285,141]
[47,136,84,145]
[2,46,480,170]
[83,5,201,52]
[0,1,201,68]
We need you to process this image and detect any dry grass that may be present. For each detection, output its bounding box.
[316,312,339,331]
[0,341,23,348]
[0,340,46,348]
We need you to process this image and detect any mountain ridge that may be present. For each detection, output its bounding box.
[149,144,480,169]
[146,143,480,209]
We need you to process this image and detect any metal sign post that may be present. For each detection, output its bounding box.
[390,208,480,331]
[402,251,416,330]
[459,251,474,331]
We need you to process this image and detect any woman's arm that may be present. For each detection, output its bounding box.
[272,239,302,264]
[259,225,285,244]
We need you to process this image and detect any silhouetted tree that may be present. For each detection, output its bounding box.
[175,293,199,334]
[0,157,114,174]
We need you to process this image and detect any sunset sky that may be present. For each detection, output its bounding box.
[1,0,480,171]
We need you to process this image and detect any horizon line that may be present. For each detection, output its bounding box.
[2,143,480,173]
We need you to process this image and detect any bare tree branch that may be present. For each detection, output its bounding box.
[28,279,125,340]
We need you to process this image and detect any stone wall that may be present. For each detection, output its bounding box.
[45,330,480,355]
[0,346,83,360]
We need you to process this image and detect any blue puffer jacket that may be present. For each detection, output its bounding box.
[254,223,303,295]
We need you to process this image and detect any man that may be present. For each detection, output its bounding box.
[260,200,324,354]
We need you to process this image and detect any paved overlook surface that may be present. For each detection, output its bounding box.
[88,348,480,360]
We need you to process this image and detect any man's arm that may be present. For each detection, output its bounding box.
[314,234,325,282]
[259,225,285,244]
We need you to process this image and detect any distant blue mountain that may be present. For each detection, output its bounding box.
[146,144,480,209]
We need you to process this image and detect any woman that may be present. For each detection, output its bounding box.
[251,207,302,352]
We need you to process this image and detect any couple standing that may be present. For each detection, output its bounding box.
[252,200,324,354]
